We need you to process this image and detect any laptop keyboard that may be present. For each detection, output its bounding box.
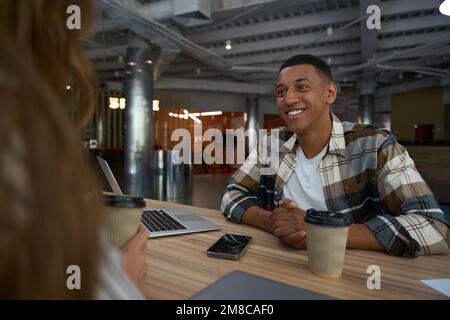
[141,210,187,232]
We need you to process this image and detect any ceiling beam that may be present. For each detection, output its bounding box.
[198,14,449,57]
[167,53,363,74]
[221,39,450,68]
[225,42,361,65]
[212,28,359,56]
[381,13,450,35]
[85,45,127,59]
[380,0,441,16]
[86,28,449,67]
[106,77,274,95]
[186,7,359,44]
[89,19,128,34]
[376,76,444,97]
[186,0,442,45]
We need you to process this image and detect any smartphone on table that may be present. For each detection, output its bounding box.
[206,234,252,260]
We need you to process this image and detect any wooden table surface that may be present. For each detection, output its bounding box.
[141,199,450,300]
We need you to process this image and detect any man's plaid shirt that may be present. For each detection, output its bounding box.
[221,113,449,257]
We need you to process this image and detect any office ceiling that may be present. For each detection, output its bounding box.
[87,0,450,102]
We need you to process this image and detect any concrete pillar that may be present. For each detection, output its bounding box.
[358,77,377,124]
[359,94,375,125]
[124,46,154,197]
[246,96,259,153]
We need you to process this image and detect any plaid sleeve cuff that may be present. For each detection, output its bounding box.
[364,215,421,257]
[221,189,262,224]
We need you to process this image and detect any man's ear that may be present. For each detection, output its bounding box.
[326,81,337,105]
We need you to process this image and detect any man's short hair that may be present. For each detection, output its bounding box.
[278,54,332,80]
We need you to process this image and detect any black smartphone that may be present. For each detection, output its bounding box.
[207,234,252,260]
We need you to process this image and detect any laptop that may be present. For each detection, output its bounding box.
[191,270,336,300]
[96,156,220,238]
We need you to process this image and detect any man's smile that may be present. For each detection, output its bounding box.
[284,107,307,119]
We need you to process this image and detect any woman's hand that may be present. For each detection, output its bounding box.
[121,224,148,288]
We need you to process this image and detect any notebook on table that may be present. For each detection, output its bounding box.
[191,270,336,300]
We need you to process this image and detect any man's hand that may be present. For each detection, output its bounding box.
[121,224,148,288]
[270,199,307,249]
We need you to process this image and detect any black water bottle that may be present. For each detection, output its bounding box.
[260,173,275,211]
[265,176,275,211]
[260,174,268,210]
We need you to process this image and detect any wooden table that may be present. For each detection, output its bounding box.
[141,199,450,300]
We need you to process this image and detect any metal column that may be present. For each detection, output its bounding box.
[246,96,259,153]
[124,47,154,197]
[359,94,375,125]
[358,77,377,124]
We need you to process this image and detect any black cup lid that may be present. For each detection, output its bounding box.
[103,194,145,208]
[305,208,352,227]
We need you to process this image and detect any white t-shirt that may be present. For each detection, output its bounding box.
[282,144,328,212]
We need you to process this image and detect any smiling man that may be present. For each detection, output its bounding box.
[221,54,449,257]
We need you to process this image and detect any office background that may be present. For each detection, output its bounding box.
[68,0,450,220]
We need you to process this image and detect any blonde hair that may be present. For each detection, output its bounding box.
[0,0,103,298]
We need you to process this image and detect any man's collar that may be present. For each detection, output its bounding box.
[279,131,297,154]
[328,113,347,158]
[279,113,347,158]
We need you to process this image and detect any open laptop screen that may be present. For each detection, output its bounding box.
[96,156,123,195]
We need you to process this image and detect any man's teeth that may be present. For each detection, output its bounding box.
[287,109,305,116]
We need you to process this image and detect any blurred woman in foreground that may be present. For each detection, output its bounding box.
[0,0,147,299]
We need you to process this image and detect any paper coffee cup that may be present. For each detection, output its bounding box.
[305,209,352,279]
[103,194,146,248]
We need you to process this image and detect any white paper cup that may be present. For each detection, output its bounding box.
[103,195,145,248]
[305,209,352,279]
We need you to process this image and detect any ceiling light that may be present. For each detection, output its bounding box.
[225,40,232,50]
[66,85,71,90]
[200,111,222,116]
[169,112,174,117]
[153,100,160,111]
[189,114,202,124]
[439,0,450,16]
[326,26,333,36]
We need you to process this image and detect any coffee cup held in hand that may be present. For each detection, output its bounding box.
[103,194,146,248]
[304,208,352,279]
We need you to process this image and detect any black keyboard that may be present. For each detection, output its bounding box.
[141,210,187,232]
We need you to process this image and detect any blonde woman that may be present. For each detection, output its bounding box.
[0,0,147,299]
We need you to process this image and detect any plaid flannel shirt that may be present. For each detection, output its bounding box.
[221,113,449,257]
